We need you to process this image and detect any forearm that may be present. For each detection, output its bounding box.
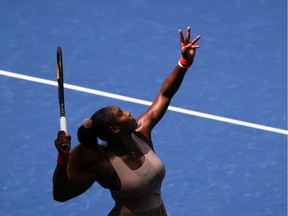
[141,63,190,130]
[160,64,188,100]
[159,26,200,100]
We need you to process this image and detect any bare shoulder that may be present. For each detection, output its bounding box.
[136,115,152,138]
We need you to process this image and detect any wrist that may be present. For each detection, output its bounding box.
[57,153,69,166]
[178,56,193,69]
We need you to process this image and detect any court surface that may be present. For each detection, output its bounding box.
[0,0,287,215]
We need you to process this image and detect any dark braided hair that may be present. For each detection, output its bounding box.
[77,106,115,148]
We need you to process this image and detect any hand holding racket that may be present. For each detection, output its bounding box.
[56,47,70,151]
[54,131,71,155]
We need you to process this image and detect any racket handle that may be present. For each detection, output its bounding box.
[60,116,69,149]
[60,116,67,133]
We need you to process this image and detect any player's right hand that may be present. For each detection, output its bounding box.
[54,131,71,155]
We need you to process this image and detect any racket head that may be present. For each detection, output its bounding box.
[56,46,65,117]
[56,46,67,134]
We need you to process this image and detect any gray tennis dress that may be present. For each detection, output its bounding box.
[108,133,167,216]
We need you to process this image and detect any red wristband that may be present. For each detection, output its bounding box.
[57,153,69,166]
[178,56,193,68]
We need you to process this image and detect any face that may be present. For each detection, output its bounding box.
[108,106,137,133]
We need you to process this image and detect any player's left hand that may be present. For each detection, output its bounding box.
[179,27,201,61]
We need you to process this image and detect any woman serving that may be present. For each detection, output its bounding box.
[53,26,200,215]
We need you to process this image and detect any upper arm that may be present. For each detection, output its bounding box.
[136,65,187,142]
[53,146,97,201]
[53,163,95,202]
[68,145,98,183]
[136,94,170,139]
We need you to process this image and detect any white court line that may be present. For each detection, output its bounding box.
[1,69,287,135]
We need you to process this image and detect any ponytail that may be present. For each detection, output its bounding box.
[77,119,98,148]
[77,107,114,148]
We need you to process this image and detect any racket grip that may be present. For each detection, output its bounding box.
[60,116,67,133]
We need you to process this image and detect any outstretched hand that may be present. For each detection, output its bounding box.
[179,27,201,61]
[54,131,71,155]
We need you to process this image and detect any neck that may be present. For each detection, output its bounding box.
[107,133,134,151]
[107,133,138,158]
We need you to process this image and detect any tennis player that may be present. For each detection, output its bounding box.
[53,26,200,215]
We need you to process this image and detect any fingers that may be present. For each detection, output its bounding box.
[191,35,201,45]
[179,27,200,45]
[185,26,190,42]
[57,130,66,136]
[60,143,70,150]
[55,131,71,149]
[56,132,71,143]
[179,29,185,43]
[184,35,201,51]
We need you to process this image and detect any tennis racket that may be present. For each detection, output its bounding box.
[56,47,68,136]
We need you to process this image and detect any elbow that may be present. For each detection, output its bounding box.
[53,191,71,202]
[53,197,67,203]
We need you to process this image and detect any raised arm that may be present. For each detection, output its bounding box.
[137,27,200,138]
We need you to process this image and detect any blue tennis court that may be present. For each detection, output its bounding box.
[0,0,287,215]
